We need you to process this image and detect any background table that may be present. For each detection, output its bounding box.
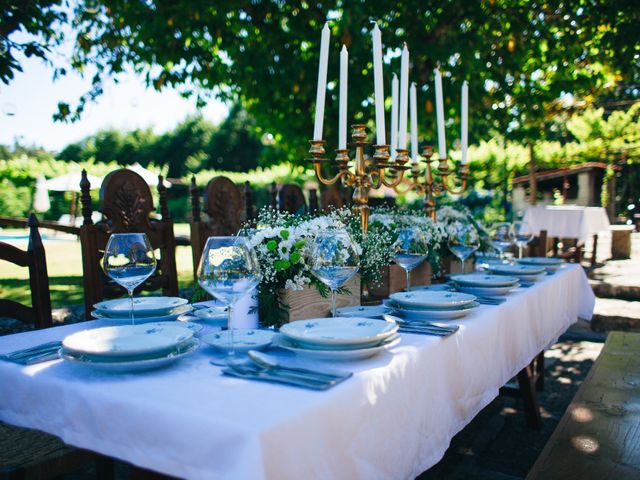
[0,265,595,480]
[523,205,610,245]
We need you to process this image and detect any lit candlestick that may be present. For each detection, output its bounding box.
[410,82,418,163]
[371,23,385,145]
[434,68,446,160]
[398,43,409,150]
[390,73,399,159]
[461,80,468,165]
[313,22,330,141]
[339,45,348,150]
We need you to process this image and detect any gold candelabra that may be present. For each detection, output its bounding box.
[309,124,409,234]
[394,146,470,220]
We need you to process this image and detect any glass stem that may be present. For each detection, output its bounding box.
[227,304,235,357]
[461,258,466,274]
[519,245,523,259]
[128,289,134,325]
[405,269,411,291]
[331,289,337,317]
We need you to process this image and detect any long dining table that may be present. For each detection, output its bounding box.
[0,264,595,479]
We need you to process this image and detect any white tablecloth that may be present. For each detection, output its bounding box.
[523,206,610,245]
[0,265,595,479]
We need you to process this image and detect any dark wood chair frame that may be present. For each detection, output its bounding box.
[0,213,52,330]
[79,169,179,316]
[189,176,248,278]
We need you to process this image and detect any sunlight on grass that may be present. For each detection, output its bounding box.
[0,226,196,309]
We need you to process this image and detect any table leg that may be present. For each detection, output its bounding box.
[591,233,598,267]
[517,365,543,429]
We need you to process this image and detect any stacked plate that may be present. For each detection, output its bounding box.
[92,297,192,323]
[386,291,479,321]
[275,317,400,361]
[450,273,520,296]
[60,324,199,372]
[517,256,564,272]
[335,305,390,319]
[486,263,547,281]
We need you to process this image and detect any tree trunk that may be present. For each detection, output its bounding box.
[528,143,537,205]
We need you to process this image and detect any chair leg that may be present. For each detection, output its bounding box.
[535,350,545,392]
[517,365,543,429]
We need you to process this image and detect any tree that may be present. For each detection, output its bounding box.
[2,1,638,163]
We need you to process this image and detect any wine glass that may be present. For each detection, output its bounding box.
[393,227,428,291]
[310,230,359,317]
[513,221,534,259]
[103,233,157,325]
[447,224,480,274]
[197,236,261,356]
[490,222,514,261]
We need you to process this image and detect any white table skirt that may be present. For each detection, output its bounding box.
[0,265,595,480]
[523,205,610,245]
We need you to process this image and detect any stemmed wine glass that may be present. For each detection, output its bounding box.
[490,222,514,261]
[513,221,534,259]
[447,224,480,274]
[310,230,359,317]
[103,233,157,325]
[393,227,428,291]
[197,236,261,356]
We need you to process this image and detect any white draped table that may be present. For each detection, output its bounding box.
[0,265,595,480]
[523,205,610,245]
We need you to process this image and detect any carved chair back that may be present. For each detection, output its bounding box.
[321,184,347,212]
[278,184,307,215]
[0,213,52,329]
[190,176,245,277]
[79,169,179,316]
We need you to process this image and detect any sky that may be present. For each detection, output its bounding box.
[0,51,229,152]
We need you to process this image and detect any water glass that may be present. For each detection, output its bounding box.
[103,233,157,325]
[393,227,428,291]
[197,236,261,356]
[491,222,514,260]
[447,224,480,274]
[513,221,534,259]
[310,230,359,317]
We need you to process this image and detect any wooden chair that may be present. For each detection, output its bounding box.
[79,169,179,317]
[320,184,351,212]
[0,214,115,479]
[278,184,307,215]
[529,229,549,257]
[190,176,244,277]
[0,213,52,330]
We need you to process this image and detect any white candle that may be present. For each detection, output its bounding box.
[461,80,468,165]
[371,23,385,145]
[434,68,447,159]
[313,22,330,141]
[339,45,348,150]
[390,73,399,159]
[398,43,409,150]
[410,82,418,163]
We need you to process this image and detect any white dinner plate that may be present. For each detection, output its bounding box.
[91,305,192,323]
[142,321,203,334]
[408,283,454,292]
[275,333,401,361]
[454,284,520,296]
[201,329,275,353]
[60,338,200,372]
[449,273,519,287]
[390,291,477,309]
[93,297,189,317]
[487,264,546,276]
[335,305,390,318]
[279,317,398,350]
[62,324,193,359]
[517,257,564,266]
[391,301,480,320]
[192,306,227,321]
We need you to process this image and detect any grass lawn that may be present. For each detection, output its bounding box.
[0,225,195,308]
